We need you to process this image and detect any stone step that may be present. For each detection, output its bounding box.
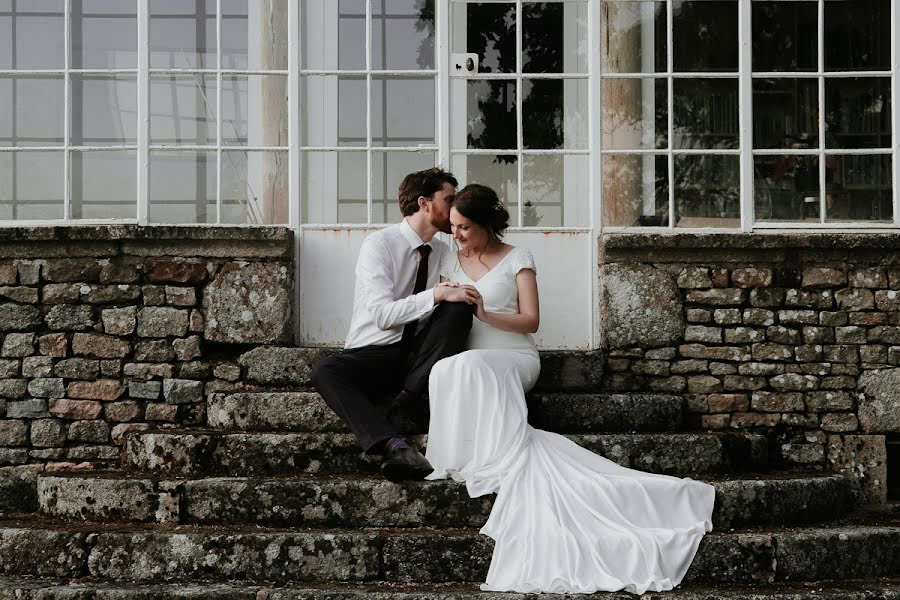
[3,578,900,600]
[237,347,604,393]
[206,392,684,434]
[0,517,899,585]
[37,472,854,530]
[122,430,768,478]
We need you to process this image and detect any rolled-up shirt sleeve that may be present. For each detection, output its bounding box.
[356,237,436,331]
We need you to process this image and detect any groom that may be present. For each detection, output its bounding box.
[311,167,477,482]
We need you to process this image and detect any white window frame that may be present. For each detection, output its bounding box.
[0,0,294,226]
[598,0,900,233]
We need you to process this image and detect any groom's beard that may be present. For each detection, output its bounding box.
[432,215,452,234]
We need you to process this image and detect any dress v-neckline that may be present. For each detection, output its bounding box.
[457,247,515,283]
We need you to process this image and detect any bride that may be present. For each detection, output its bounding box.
[425,184,716,594]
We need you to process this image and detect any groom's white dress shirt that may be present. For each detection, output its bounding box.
[344,218,449,350]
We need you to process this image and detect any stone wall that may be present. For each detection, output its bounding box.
[600,233,899,502]
[0,226,293,472]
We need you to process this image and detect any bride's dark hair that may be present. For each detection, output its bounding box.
[451,184,510,240]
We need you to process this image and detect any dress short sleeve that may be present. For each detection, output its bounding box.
[509,247,536,276]
[440,250,458,280]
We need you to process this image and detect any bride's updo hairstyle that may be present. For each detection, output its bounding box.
[451,184,510,240]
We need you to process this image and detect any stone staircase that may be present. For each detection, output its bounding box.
[1,352,900,598]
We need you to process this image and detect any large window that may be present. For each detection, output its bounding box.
[0,0,290,224]
[600,0,898,229]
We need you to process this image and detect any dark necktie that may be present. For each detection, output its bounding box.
[402,244,431,345]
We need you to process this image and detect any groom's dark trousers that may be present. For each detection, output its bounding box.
[311,302,473,453]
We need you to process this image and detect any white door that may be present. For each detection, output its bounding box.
[299,0,597,350]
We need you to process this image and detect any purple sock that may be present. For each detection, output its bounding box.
[384,437,410,452]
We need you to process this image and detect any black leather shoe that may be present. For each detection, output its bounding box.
[381,446,433,482]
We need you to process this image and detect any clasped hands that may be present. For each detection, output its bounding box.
[434,281,485,318]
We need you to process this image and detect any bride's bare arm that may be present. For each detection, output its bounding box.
[469,269,540,333]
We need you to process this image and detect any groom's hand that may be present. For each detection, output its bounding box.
[434,283,478,304]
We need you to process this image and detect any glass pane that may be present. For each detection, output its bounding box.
[302,150,366,223]
[301,75,366,147]
[221,0,288,70]
[150,75,216,145]
[601,1,665,73]
[601,78,667,150]
[222,75,288,146]
[824,0,890,72]
[72,0,138,69]
[71,76,137,145]
[371,150,438,224]
[0,152,64,220]
[149,0,216,69]
[673,1,738,72]
[302,0,364,70]
[523,1,588,74]
[1,2,65,69]
[752,1,816,72]
[452,2,516,74]
[754,154,822,222]
[825,77,891,149]
[753,78,818,149]
[523,154,590,227]
[372,0,434,70]
[149,151,216,224]
[523,78,588,150]
[673,79,739,149]
[222,150,289,224]
[372,76,436,147]
[70,151,136,219]
[602,153,668,226]
[0,76,65,147]
[826,154,892,222]
[454,79,518,150]
[450,154,520,227]
[674,154,740,228]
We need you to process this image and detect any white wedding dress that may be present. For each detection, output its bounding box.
[426,246,716,594]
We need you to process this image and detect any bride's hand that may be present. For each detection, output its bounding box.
[461,285,487,320]
[436,281,459,288]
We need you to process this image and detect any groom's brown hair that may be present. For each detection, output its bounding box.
[398,167,458,216]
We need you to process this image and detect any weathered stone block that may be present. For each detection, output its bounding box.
[723,375,766,391]
[821,375,857,389]
[0,286,38,303]
[781,442,825,465]
[687,375,722,393]
[732,268,772,288]
[686,309,711,323]
[850,312,886,326]
[767,326,802,345]
[821,413,858,433]
[850,267,887,289]
[43,259,102,283]
[53,358,100,380]
[802,267,846,288]
[707,393,748,413]
[123,362,173,380]
[676,266,712,289]
[686,288,746,306]
[0,379,27,400]
[100,359,121,377]
[81,284,141,304]
[178,361,211,379]
[777,310,818,325]
[631,359,670,376]
[743,308,775,326]
[671,359,708,374]
[713,309,741,325]
[860,344,888,364]
[749,288,785,308]
[835,288,875,311]
[67,420,110,443]
[1,332,34,357]
[802,326,835,344]
[38,333,67,357]
[858,368,900,432]
[770,373,818,392]
[6,399,48,418]
[213,362,241,381]
[129,380,162,400]
[724,327,764,344]
[45,305,94,331]
[739,362,782,376]
[27,377,65,399]
[49,399,103,420]
[105,401,142,423]
[823,344,859,364]
[835,326,866,344]
[189,309,204,332]
[806,391,855,412]
[0,263,17,285]
[111,422,150,445]
[100,258,141,284]
[730,412,780,428]
[869,326,900,344]
[145,258,208,284]
[875,289,900,312]
[751,391,803,412]
[30,419,66,447]
[203,261,293,345]
[710,362,737,376]
[165,286,196,307]
[701,414,729,429]
[685,325,722,343]
[679,344,750,362]
[785,288,833,309]
[752,343,793,362]
[163,378,204,404]
[67,379,126,401]
[137,307,189,338]
[827,434,886,504]
[0,420,27,446]
[648,376,686,393]
[174,336,202,361]
[145,402,178,421]
[101,306,137,336]
[141,285,166,306]
[820,311,849,326]
[0,361,19,379]
[21,356,53,378]
[134,340,176,362]
[14,260,40,285]
[72,333,130,359]
[644,347,676,360]
[42,283,81,304]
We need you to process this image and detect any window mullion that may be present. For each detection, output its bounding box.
[516,0,523,227]
[738,0,753,231]
[438,0,450,170]
[666,0,674,229]
[63,0,71,221]
[893,0,900,227]
[137,0,149,224]
[366,0,373,225]
[817,0,826,224]
[290,0,301,228]
[216,0,223,225]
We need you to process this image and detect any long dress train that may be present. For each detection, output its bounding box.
[426,247,715,594]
